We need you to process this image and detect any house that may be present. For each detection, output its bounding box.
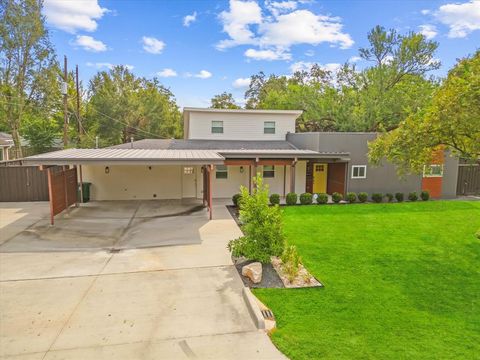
[24,108,459,222]
[0,132,14,161]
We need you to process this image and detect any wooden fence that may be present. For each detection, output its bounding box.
[456,164,480,195]
[0,165,49,201]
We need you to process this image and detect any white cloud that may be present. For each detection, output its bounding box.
[244,48,291,60]
[217,1,353,61]
[232,77,251,88]
[43,0,108,33]
[190,70,212,79]
[86,62,134,70]
[435,0,480,38]
[183,11,197,27]
[142,36,166,54]
[418,24,438,39]
[421,9,431,15]
[157,68,178,77]
[304,49,315,57]
[73,35,107,52]
[290,61,341,74]
[348,56,362,63]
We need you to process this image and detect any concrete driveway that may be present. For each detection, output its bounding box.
[0,201,285,359]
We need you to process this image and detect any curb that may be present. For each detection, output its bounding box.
[242,287,265,330]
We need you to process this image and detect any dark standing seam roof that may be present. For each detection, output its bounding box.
[109,139,299,150]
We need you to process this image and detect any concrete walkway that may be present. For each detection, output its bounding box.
[0,201,286,359]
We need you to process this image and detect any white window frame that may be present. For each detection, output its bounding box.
[423,164,444,177]
[183,167,194,175]
[263,165,275,178]
[211,120,224,134]
[264,121,275,134]
[215,165,228,179]
[351,165,367,179]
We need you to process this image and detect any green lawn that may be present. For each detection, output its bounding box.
[254,201,480,359]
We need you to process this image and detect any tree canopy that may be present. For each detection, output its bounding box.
[210,92,240,109]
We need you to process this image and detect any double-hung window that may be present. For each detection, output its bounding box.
[351,165,367,179]
[215,165,228,179]
[264,121,275,134]
[263,165,275,178]
[423,164,443,177]
[211,121,224,134]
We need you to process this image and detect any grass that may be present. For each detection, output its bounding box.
[254,201,480,359]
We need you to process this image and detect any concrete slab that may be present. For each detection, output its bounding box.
[135,199,204,218]
[58,201,140,219]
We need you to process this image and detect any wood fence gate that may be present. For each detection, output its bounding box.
[47,167,78,225]
[0,165,49,201]
[456,164,480,195]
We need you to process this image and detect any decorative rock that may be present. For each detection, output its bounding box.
[242,262,263,284]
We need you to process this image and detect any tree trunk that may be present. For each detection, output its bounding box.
[11,127,23,159]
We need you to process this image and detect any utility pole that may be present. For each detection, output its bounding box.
[63,55,68,148]
[75,64,82,140]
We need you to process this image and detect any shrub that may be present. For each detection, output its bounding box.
[408,192,418,201]
[371,193,383,203]
[286,192,298,205]
[395,192,404,202]
[420,190,430,201]
[358,192,368,203]
[332,192,343,203]
[385,193,394,202]
[476,229,480,239]
[270,193,280,205]
[281,244,302,283]
[316,193,328,204]
[346,192,357,203]
[228,175,285,263]
[232,193,242,207]
[299,192,313,205]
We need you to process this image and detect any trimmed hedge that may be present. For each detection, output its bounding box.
[385,193,394,202]
[286,192,298,205]
[300,192,313,205]
[408,192,418,201]
[232,193,242,207]
[371,193,383,203]
[270,193,281,205]
[395,192,404,202]
[358,192,368,203]
[332,192,343,203]
[420,190,430,201]
[346,192,357,203]
[316,193,328,204]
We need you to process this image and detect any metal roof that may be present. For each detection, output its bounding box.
[23,148,225,165]
[110,139,298,150]
[183,107,303,116]
[219,149,350,160]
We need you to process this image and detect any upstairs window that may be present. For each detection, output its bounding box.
[215,165,228,179]
[351,165,367,179]
[423,164,443,177]
[263,165,275,178]
[211,121,224,134]
[264,121,275,134]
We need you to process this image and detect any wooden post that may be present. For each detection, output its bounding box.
[248,165,252,194]
[290,161,296,193]
[208,165,213,220]
[47,168,54,225]
[283,165,286,197]
[79,164,83,204]
[253,159,258,190]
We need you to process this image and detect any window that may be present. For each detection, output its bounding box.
[263,165,275,178]
[183,167,194,175]
[215,165,228,179]
[423,164,443,177]
[264,121,275,134]
[351,165,367,179]
[211,121,223,134]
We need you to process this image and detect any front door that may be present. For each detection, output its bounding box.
[182,166,196,198]
[313,163,328,193]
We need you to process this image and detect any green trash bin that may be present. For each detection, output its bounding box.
[81,182,91,203]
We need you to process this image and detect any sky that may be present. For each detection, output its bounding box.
[43,0,480,108]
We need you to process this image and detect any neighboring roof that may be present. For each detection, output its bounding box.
[23,148,225,166]
[183,107,303,116]
[110,139,298,150]
[0,132,14,147]
[220,149,350,159]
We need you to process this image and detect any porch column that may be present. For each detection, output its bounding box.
[208,164,213,220]
[290,160,297,193]
[248,165,252,194]
[78,164,84,204]
[47,167,54,225]
[283,165,286,197]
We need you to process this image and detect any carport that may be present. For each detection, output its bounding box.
[24,148,225,224]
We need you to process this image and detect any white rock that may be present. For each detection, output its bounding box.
[242,262,262,284]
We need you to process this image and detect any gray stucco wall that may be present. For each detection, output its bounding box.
[288,132,434,196]
[442,152,459,198]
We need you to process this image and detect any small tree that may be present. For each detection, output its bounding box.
[228,174,285,263]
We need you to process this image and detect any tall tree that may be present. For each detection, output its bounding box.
[0,0,59,157]
[210,92,240,109]
[369,51,480,175]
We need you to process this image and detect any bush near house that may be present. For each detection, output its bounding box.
[286,192,298,205]
[346,192,357,203]
[316,193,328,204]
[408,192,418,201]
[299,193,313,205]
[228,175,285,263]
[232,193,242,207]
[332,192,343,203]
[270,193,281,205]
[421,190,430,201]
[385,193,394,202]
[395,192,404,202]
[358,192,368,203]
[371,193,383,203]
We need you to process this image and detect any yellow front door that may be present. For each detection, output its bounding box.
[313,163,328,193]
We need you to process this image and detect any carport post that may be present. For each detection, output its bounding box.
[46,167,54,225]
[78,164,83,203]
[208,164,213,220]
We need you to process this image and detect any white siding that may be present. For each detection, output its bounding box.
[82,165,183,200]
[188,112,296,140]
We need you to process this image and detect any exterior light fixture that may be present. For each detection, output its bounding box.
[105,166,110,174]
[240,166,244,173]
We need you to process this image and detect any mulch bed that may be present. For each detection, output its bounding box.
[234,258,285,288]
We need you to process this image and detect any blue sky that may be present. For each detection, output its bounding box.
[43,0,480,108]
